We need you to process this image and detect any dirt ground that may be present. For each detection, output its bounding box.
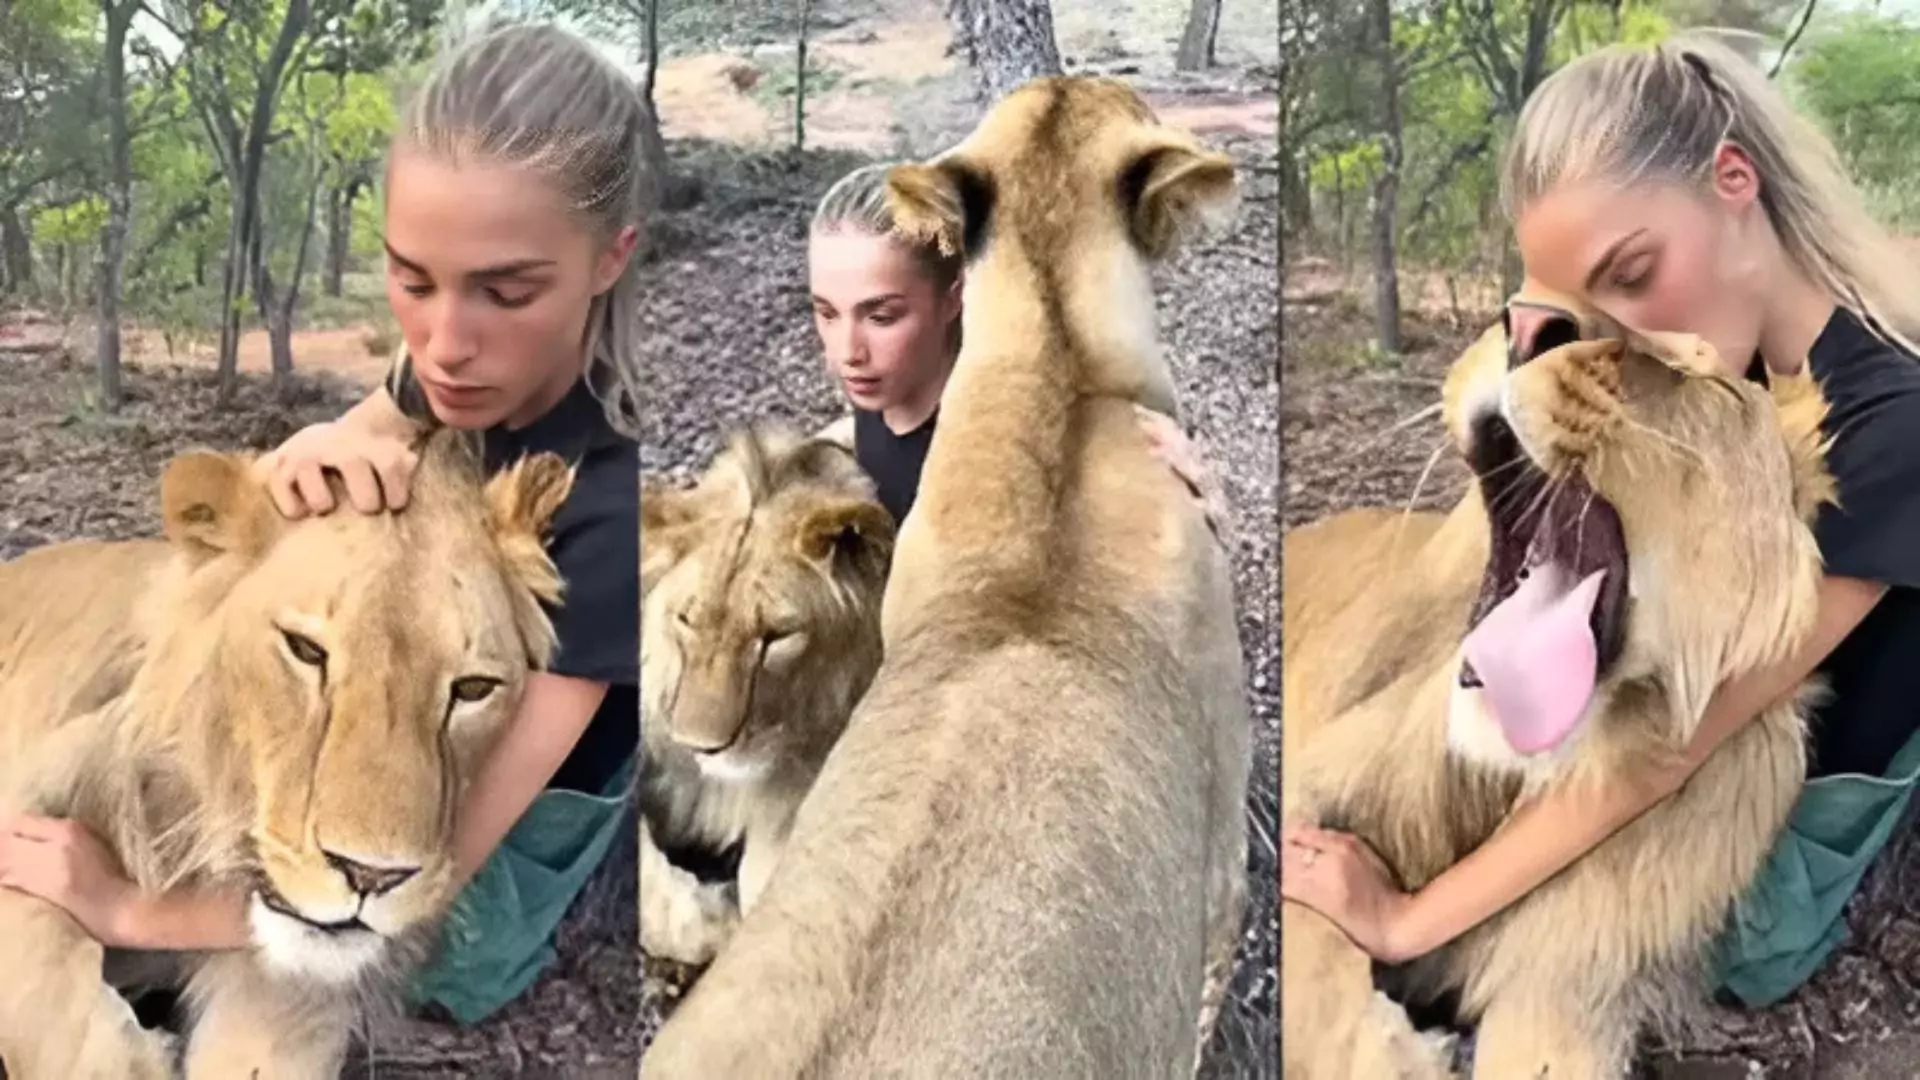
[0,341,642,1075]
[640,1,1279,1073]
[1282,260,1920,1078]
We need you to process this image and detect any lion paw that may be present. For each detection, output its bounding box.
[641,870,741,967]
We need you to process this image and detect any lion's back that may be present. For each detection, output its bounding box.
[0,537,170,747]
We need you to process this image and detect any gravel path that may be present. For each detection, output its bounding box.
[1280,284,1920,1078]
[0,349,643,1078]
[638,129,1280,1075]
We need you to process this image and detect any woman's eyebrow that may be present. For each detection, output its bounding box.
[382,239,555,280]
[1583,228,1647,291]
[851,293,907,314]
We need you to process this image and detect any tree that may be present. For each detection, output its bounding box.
[1368,0,1403,354]
[150,0,315,401]
[795,0,814,153]
[94,0,140,409]
[1176,0,1223,72]
[944,0,1063,104]
[1,0,98,295]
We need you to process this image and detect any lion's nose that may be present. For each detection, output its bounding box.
[1505,302,1582,368]
[322,849,420,898]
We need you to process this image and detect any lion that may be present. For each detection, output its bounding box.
[1279,289,1835,1078]
[0,430,573,1080]
[639,76,1251,1079]
[637,426,894,967]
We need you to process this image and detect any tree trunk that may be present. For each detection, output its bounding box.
[324,183,345,297]
[1367,0,1402,355]
[641,0,659,107]
[944,0,1064,105]
[324,174,363,297]
[215,0,311,404]
[794,0,813,153]
[1277,12,1292,361]
[94,0,138,411]
[1175,0,1222,72]
[266,161,325,391]
[0,206,30,295]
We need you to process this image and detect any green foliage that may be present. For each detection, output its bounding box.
[1789,12,1920,229]
[1307,142,1382,194]
[32,195,105,244]
[1291,0,1682,277]
[752,52,846,110]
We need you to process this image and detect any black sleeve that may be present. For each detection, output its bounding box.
[1812,369,1920,590]
[383,349,440,428]
[541,466,639,687]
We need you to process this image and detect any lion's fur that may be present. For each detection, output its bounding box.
[637,426,893,966]
[0,430,573,1079]
[1280,293,1835,1078]
[640,76,1252,1080]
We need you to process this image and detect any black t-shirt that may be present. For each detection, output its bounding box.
[387,356,638,794]
[853,407,935,526]
[1747,307,1920,778]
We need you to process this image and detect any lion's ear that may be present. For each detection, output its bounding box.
[793,498,894,579]
[486,452,575,603]
[1123,130,1238,260]
[160,451,278,559]
[885,158,987,260]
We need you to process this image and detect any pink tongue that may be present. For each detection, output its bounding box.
[1461,563,1607,754]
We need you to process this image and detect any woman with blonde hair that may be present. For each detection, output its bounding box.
[1283,33,1920,1009]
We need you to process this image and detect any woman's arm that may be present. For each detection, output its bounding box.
[1377,572,1886,961]
[110,886,253,951]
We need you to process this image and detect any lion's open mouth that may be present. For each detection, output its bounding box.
[1459,413,1630,754]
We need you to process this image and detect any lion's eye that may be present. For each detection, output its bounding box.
[281,630,328,667]
[450,676,502,704]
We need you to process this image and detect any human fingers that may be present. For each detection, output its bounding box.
[291,461,337,516]
[335,458,387,515]
[263,457,310,521]
[369,442,417,510]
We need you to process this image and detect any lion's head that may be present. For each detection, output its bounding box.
[880,76,1238,415]
[136,430,572,983]
[642,427,893,785]
[1438,287,1834,777]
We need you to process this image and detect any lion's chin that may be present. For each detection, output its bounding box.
[249,898,390,986]
[1444,675,1596,774]
[694,750,773,784]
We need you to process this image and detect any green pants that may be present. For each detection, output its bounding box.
[405,758,634,1026]
[1711,729,1920,1007]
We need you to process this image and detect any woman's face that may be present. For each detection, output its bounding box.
[383,148,634,430]
[1513,148,1772,376]
[808,228,959,414]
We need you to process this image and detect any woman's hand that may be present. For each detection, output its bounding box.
[255,420,419,519]
[1133,405,1231,543]
[1281,821,1419,964]
[0,814,140,947]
